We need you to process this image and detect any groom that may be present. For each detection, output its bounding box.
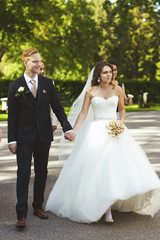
[8,48,76,228]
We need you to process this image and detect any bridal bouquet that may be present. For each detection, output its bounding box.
[106,120,124,139]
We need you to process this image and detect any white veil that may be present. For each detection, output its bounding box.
[58,68,95,161]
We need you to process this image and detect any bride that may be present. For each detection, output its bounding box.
[45,61,160,223]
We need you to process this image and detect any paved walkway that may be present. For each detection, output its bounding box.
[0,111,160,240]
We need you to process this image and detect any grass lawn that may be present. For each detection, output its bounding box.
[0,113,8,121]
[0,103,8,121]
[125,104,160,112]
[64,104,160,115]
[64,106,71,115]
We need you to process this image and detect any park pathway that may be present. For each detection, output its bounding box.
[0,111,160,240]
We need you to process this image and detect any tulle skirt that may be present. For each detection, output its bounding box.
[46,119,160,223]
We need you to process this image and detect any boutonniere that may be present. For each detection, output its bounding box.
[15,86,30,102]
[43,89,47,93]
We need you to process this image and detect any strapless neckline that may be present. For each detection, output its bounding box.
[91,95,118,102]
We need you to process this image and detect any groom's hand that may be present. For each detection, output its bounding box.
[8,143,17,154]
[64,130,76,141]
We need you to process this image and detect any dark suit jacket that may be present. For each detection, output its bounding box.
[8,75,72,143]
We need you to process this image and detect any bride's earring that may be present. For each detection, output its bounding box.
[104,206,114,223]
[97,77,100,83]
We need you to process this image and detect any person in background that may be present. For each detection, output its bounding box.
[108,61,133,106]
[38,62,58,132]
[38,62,46,77]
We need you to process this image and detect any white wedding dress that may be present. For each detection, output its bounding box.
[46,96,160,223]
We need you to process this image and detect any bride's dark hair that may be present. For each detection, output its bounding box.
[91,61,115,88]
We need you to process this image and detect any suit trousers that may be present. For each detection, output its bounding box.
[16,135,51,219]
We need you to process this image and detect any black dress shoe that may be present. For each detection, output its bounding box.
[16,218,26,228]
[34,209,49,219]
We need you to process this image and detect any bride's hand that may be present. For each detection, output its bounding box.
[117,119,124,125]
[64,130,76,141]
[117,119,125,125]
[120,120,125,125]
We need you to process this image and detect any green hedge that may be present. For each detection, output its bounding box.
[55,80,86,105]
[1,79,160,105]
[55,80,160,104]
[123,81,160,103]
[0,80,11,98]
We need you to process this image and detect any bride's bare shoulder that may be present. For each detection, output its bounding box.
[86,86,97,98]
[114,85,122,94]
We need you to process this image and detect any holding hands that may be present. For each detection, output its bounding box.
[64,130,76,141]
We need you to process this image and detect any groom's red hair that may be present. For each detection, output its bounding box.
[22,48,39,62]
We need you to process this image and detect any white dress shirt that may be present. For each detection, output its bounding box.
[24,72,38,91]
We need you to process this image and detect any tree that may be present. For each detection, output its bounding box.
[97,0,160,81]
[0,0,101,80]
[0,0,160,82]
[0,0,44,78]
